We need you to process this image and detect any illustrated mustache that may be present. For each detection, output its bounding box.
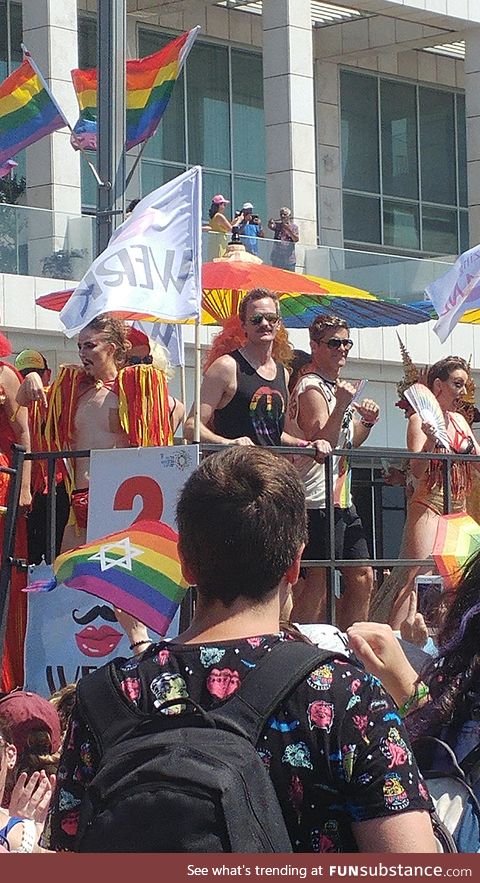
[72,605,118,625]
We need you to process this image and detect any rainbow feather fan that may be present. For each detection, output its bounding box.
[26,519,188,636]
[404,383,450,449]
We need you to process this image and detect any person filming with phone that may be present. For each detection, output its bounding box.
[268,207,299,270]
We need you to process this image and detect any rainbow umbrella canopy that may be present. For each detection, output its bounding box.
[37,262,433,330]
[432,513,480,590]
[26,519,188,636]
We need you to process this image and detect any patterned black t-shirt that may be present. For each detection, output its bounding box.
[47,632,432,852]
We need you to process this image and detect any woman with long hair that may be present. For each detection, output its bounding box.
[370,355,480,629]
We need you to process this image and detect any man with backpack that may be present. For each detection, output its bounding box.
[46,447,436,853]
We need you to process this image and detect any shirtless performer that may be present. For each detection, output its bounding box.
[17,315,173,549]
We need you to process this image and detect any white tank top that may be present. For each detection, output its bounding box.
[287,373,354,508]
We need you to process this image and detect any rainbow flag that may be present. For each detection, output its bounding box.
[0,55,68,166]
[71,27,199,151]
[26,519,189,637]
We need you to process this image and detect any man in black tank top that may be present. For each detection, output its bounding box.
[184,288,331,460]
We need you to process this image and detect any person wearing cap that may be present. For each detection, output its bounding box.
[236,202,264,256]
[0,331,31,694]
[268,207,299,270]
[206,194,241,261]
[14,349,51,386]
[0,697,58,852]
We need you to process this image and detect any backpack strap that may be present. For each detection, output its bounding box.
[210,640,335,745]
[76,660,145,755]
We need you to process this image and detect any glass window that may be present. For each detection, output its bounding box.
[419,88,456,206]
[80,151,97,210]
[187,42,230,170]
[0,1,22,81]
[340,71,379,193]
[383,200,419,251]
[343,193,380,243]
[459,210,469,254]
[456,94,467,208]
[232,176,266,226]
[231,50,265,177]
[78,16,97,69]
[138,30,186,165]
[141,162,184,198]
[381,80,417,200]
[202,171,231,222]
[422,205,458,255]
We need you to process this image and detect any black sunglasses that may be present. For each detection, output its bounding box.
[249,313,280,326]
[128,355,153,365]
[323,338,354,351]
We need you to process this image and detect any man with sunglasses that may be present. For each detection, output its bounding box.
[185,288,330,462]
[287,316,380,629]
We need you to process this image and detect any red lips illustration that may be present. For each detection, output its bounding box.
[75,624,123,657]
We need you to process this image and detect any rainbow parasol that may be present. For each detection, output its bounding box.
[36,263,433,330]
[432,512,480,589]
[25,519,188,635]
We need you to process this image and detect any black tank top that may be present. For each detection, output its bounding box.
[213,350,287,446]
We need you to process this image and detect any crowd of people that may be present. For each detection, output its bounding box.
[1,277,480,853]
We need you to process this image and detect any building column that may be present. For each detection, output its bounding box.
[465,27,480,248]
[22,0,83,275]
[315,60,343,248]
[262,0,317,251]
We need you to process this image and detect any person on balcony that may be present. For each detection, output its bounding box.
[205,195,242,262]
[370,354,480,630]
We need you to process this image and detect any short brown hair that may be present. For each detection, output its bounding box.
[176,447,307,606]
[238,288,280,325]
[309,315,349,344]
[83,314,130,368]
[427,356,469,390]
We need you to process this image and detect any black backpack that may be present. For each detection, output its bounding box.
[74,640,332,853]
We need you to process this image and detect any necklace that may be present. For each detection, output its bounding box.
[94,377,117,391]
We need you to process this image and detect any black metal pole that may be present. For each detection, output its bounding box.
[0,445,26,671]
[96,0,126,256]
[325,452,336,626]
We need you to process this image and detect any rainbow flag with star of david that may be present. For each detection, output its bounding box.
[26,520,188,636]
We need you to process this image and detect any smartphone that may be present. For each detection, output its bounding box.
[415,575,444,629]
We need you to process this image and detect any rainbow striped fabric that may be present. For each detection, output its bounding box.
[0,56,67,165]
[27,519,189,637]
[71,27,199,151]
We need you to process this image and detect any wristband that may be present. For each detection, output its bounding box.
[129,639,152,650]
[398,681,429,718]
[360,418,378,428]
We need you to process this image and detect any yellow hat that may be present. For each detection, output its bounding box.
[15,349,47,372]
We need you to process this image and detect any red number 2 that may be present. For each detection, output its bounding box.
[113,476,164,524]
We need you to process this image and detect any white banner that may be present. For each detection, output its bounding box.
[425,243,480,342]
[59,166,202,336]
[24,445,199,696]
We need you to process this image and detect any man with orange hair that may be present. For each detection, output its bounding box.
[184,288,330,463]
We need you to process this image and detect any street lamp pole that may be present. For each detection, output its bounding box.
[96,0,126,256]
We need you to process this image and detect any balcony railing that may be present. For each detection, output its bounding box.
[0,203,455,305]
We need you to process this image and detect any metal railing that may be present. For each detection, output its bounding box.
[0,201,455,303]
[1,443,478,664]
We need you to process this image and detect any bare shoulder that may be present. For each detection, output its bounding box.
[204,353,237,382]
[0,362,19,393]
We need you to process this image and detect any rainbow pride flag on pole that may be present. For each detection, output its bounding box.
[0,52,69,165]
[71,26,199,152]
[26,519,189,637]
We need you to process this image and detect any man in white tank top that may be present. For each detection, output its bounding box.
[286,316,380,629]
